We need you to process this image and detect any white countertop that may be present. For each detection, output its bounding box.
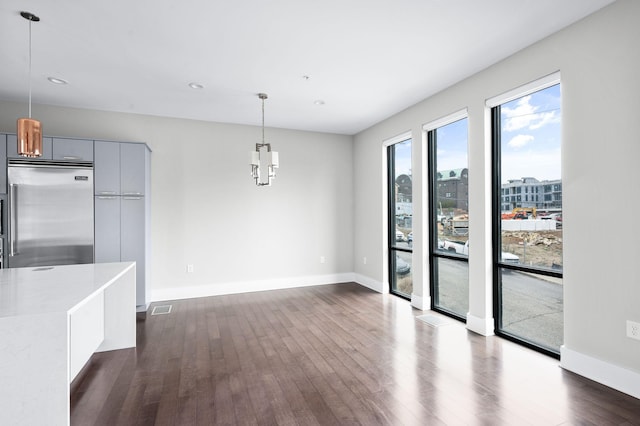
[0,262,136,318]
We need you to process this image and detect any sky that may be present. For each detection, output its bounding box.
[500,84,561,183]
[393,84,561,184]
[394,139,412,177]
[436,117,468,172]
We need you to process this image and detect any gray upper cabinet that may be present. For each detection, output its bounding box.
[7,134,53,159]
[120,143,147,195]
[52,138,94,161]
[94,141,121,195]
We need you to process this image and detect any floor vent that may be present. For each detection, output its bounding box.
[416,314,452,327]
[151,305,172,315]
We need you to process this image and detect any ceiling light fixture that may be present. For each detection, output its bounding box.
[48,77,68,85]
[250,93,279,186]
[188,82,204,89]
[17,11,42,158]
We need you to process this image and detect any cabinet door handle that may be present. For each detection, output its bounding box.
[97,191,118,196]
[97,196,118,200]
[63,155,81,160]
[122,192,142,196]
[123,196,143,200]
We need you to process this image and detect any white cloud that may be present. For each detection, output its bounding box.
[502,95,558,132]
[530,110,559,130]
[508,134,534,148]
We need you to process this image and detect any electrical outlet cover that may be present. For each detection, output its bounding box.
[627,320,640,341]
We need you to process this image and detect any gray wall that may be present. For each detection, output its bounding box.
[354,0,640,379]
[0,102,354,297]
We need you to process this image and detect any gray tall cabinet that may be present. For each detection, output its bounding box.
[94,141,151,311]
[0,133,151,311]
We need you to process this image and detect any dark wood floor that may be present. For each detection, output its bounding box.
[71,283,640,425]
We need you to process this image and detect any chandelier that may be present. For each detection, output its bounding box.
[250,93,279,186]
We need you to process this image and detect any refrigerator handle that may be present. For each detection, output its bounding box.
[9,184,18,256]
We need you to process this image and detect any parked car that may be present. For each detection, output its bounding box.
[396,255,411,275]
[395,229,405,242]
[442,239,520,263]
[407,232,413,243]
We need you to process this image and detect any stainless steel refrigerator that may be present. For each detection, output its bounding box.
[7,159,94,268]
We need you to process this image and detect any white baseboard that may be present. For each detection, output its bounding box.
[151,273,356,302]
[561,346,640,399]
[353,274,386,293]
[410,293,430,311]
[466,313,495,336]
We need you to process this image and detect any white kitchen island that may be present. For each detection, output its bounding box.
[0,262,137,426]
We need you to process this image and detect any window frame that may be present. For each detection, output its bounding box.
[386,135,413,299]
[490,76,563,358]
[425,110,469,321]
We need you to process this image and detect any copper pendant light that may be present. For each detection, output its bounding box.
[17,11,43,158]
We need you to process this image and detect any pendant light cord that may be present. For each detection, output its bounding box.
[261,96,265,144]
[28,18,33,119]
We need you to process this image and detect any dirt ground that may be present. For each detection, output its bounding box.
[501,230,563,269]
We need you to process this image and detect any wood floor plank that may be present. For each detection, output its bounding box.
[71,283,640,425]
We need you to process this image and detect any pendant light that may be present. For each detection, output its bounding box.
[17,11,43,158]
[250,93,279,186]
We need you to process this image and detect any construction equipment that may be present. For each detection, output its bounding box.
[501,207,537,220]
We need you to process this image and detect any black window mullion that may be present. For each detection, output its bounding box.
[427,130,437,306]
[491,105,502,333]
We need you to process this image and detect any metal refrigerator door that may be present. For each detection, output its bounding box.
[8,164,94,268]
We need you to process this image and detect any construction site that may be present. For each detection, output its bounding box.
[438,207,563,270]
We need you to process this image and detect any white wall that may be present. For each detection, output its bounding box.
[354,0,640,397]
[0,101,354,299]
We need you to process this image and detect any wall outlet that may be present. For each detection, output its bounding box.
[627,320,640,341]
[187,264,194,273]
[320,256,325,264]
[363,257,367,265]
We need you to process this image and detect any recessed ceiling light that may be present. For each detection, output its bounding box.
[48,77,68,85]
[314,100,325,105]
[188,82,204,89]
[302,75,311,81]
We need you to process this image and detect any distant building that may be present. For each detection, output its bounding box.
[501,177,562,212]
[395,174,412,202]
[437,168,469,211]
[394,174,413,227]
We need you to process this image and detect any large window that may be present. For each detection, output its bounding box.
[428,116,469,320]
[387,139,412,298]
[492,81,563,356]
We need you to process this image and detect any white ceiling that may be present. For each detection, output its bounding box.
[0,0,615,135]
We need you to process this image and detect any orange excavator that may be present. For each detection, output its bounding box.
[501,207,537,220]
